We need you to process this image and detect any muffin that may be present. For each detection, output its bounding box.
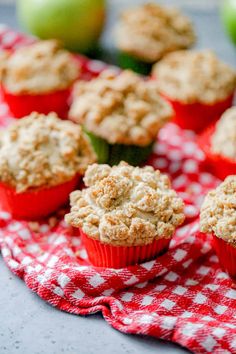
[69,70,173,165]
[65,162,185,268]
[1,40,79,118]
[198,107,236,180]
[152,50,236,132]
[114,3,195,75]
[200,176,236,280]
[0,112,96,219]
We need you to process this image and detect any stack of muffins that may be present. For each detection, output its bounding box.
[0,2,235,271]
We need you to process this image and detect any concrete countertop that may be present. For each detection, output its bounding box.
[0,2,235,354]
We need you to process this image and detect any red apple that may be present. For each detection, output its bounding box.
[17,0,106,53]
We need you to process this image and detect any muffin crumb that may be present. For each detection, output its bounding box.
[65,162,185,246]
[200,176,236,243]
[152,50,236,104]
[69,70,173,146]
[115,2,195,63]
[0,112,96,192]
[211,107,236,161]
[2,40,79,94]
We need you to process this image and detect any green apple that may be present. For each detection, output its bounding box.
[17,0,106,53]
[221,0,236,45]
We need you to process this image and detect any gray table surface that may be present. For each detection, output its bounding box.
[0,2,235,354]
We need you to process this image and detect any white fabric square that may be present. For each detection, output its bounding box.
[173,286,187,296]
[194,293,207,304]
[53,286,64,297]
[161,299,176,310]
[47,255,59,267]
[57,274,71,288]
[136,281,148,288]
[225,289,236,299]
[89,273,105,287]
[155,285,167,292]
[182,323,203,336]
[201,335,217,353]
[123,317,133,325]
[205,284,219,291]
[139,314,154,325]
[141,260,155,271]
[181,311,193,318]
[18,228,31,240]
[121,292,133,302]
[141,295,154,306]
[161,317,176,330]
[214,305,227,315]
[183,259,193,268]
[72,288,85,299]
[202,316,214,321]
[213,328,226,339]
[185,279,198,286]
[124,275,138,286]
[102,289,114,296]
[197,266,210,276]
[165,271,179,282]
[173,249,187,262]
[22,256,33,265]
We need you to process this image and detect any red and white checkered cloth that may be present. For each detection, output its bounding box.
[0,26,236,354]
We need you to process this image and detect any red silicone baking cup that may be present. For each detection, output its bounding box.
[151,76,234,132]
[198,124,236,180]
[79,229,170,268]
[162,93,234,133]
[2,85,72,119]
[211,233,236,281]
[0,174,80,220]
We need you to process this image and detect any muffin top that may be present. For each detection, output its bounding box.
[0,112,96,192]
[211,107,236,161]
[2,40,79,94]
[200,176,236,243]
[114,3,195,63]
[69,70,173,146]
[0,50,9,81]
[152,50,236,104]
[65,162,185,246]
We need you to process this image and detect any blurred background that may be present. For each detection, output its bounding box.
[0,0,234,67]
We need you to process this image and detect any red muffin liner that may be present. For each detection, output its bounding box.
[162,93,234,133]
[79,229,171,268]
[211,233,236,281]
[198,124,236,180]
[2,85,72,119]
[0,174,80,220]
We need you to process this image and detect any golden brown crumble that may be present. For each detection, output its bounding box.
[0,112,96,192]
[211,107,236,161]
[69,70,173,146]
[0,50,9,81]
[65,162,185,246]
[152,50,236,104]
[200,176,236,243]
[114,3,195,63]
[2,40,79,94]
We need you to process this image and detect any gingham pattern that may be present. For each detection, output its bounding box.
[0,26,236,354]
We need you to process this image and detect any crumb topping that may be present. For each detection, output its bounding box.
[152,50,236,104]
[211,107,236,161]
[0,112,96,192]
[114,3,196,63]
[65,162,185,246]
[200,176,236,243]
[69,70,173,146]
[2,40,79,94]
[0,50,9,81]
